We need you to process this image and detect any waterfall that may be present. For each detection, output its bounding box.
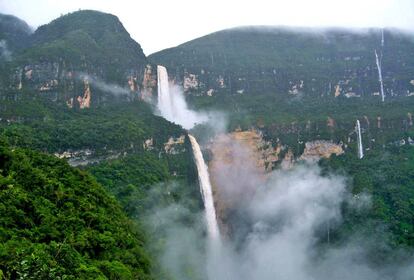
[156,65,218,237]
[375,50,385,102]
[156,65,207,129]
[356,120,364,159]
[375,29,385,103]
[157,65,176,121]
[188,134,220,240]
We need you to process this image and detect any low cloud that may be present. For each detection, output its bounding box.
[78,73,132,97]
[0,40,12,61]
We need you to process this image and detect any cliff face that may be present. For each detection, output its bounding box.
[149,27,414,99]
[207,130,281,234]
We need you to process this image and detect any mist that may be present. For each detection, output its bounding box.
[77,73,131,97]
[0,40,12,61]
[157,83,208,129]
[150,156,414,280]
[156,66,227,133]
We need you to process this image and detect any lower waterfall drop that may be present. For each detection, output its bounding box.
[188,134,220,241]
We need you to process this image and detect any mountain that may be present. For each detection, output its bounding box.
[0,13,201,279]
[0,10,414,280]
[150,26,414,98]
[151,27,414,158]
[2,10,156,109]
[27,10,146,79]
[0,13,32,53]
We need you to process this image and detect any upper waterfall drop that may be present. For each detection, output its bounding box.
[156,65,207,129]
[188,134,221,240]
[157,65,176,122]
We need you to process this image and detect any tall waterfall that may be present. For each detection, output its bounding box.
[356,120,364,159]
[156,65,218,239]
[188,134,220,240]
[375,50,385,102]
[375,28,385,103]
[156,65,207,129]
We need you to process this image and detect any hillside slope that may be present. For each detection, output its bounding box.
[0,141,153,279]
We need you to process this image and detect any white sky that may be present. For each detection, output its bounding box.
[1,0,413,55]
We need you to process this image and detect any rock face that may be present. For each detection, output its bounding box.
[149,27,414,99]
[300,140,344,161]
[143,138,154,151]
[164,135,186,154]
[141,64,157,101]
[183,72,199,92]
[207,130,281,235]
[229,130,280,171]
[77,79,91,109]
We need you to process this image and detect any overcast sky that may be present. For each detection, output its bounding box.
[1,0,413,55]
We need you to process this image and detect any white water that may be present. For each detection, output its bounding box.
[157,65,176,122]
[156,65,220,239]
[156,65,207,129]
[188,134,221,240]
[356,120,364,159]
[375,49,385,102]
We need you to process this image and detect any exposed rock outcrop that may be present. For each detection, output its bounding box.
[143,138,154,151]
[77,79,91,109]
[300,140,344,161]
[141,64,156,101]
[164,135,186,154]
[183,73,199,92]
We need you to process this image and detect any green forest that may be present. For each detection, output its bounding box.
[1,8,414,280]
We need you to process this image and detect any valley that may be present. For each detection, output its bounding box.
[0,9,413,280]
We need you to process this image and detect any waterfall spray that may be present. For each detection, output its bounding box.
[188,134,221,240]
[356,120,364,159]
[156,65,207,129]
